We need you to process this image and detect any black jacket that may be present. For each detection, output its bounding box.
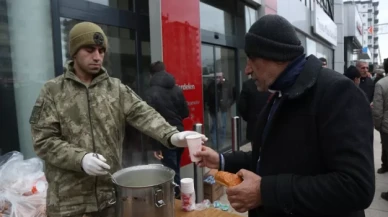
[237,79,270,141]
[145,71,189,132]
[223,56,375,217]
[359,76,374,103]
[205,79,234,114]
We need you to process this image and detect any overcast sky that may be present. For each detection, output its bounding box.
[378,1,388,62]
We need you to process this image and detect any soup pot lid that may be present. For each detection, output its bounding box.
[112,164,175,188]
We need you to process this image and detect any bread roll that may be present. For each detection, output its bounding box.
[214,171,243,187]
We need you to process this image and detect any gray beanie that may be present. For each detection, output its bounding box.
[245,14,304,61]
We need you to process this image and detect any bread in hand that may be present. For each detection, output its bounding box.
[214,171,243,187]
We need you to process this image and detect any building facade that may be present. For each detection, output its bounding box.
[0,0,345,176]
[343,0,372,69]
[277,0,343,73]
[345,0,380,65]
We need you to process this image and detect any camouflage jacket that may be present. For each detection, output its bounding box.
[30,61,179,216]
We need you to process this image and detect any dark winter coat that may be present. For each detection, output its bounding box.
[237,79,270,141]
[206,79,233,115]
[145,71,189,149]
[223,55,375,217]
[359,76,375,103]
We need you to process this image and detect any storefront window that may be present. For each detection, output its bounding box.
[245,6,257,32]
[200,2,234,35]
[306,37,333,69]
[60,18,138,89]
[0,0,55,158]
[59,18,155,166]
[86,0,134,11]
[296,31,307,54]
[316,42,334,69]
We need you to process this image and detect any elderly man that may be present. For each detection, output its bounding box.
[195,14,374,217]
[357,60,375,102]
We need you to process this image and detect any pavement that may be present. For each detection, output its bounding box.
[216,130,388,216]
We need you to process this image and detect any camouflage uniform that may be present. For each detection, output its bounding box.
[30,61,179,217]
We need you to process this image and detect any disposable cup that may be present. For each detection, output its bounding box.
[181,178,195,193]
[186,134,202,162]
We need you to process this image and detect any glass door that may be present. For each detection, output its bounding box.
[202,44,237,152]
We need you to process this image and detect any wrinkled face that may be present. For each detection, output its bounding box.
[247,57,274,92]
[74,45,105,74]
[357,62,369,77]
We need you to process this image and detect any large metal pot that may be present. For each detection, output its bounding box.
[112,164,177,217]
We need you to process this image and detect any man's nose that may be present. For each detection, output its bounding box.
[244,66,252,75]
[92,50,102,61]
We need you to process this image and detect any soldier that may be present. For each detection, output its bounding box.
[30,22,206,217]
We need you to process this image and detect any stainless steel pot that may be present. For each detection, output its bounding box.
[112,164,177,217]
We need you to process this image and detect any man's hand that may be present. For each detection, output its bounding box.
[226,169,262,213]
[193,146,220,169]
[154,151,163,160]
[170,131,208,147]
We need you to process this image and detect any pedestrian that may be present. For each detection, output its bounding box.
[195,14,374,217]
[145,61,189,198]
[373,69,385,85]
[343,65,361,86]
[319,57,327,68]
[205,72,233,147]
[30,22,206,217]
[373,64,388,177]
[357,60,375,103]
[237,64,270,142]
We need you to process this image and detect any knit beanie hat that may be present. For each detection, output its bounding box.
[245,14,304,62]
[69,22,108,57]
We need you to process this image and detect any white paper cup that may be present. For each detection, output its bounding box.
[181,178,195,193]
[186,134,202,162]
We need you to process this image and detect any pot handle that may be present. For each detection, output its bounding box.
[172,182,180,195]
[154,188,166,208]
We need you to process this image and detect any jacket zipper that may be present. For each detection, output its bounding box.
[86,88,99,211]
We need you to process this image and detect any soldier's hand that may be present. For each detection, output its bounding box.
[170,131,207,147]
[82,153,111,176]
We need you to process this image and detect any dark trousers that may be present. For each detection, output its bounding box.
[161,147,184,196]
[381,132,388,169]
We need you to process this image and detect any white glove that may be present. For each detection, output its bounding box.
[170,131,208,147]
[81,153,111,176]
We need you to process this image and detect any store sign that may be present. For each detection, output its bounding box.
[161,0,203,167]
[356,21,362,35]
[354,8,363,46]
[312,4,337,46]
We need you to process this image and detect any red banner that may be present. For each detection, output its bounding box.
[161,0,203,167]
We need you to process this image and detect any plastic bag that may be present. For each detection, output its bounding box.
[0,151,47,217]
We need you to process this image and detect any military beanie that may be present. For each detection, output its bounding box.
[69,22,108,57]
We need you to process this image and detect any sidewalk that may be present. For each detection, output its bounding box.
[218,130,388,216]
[365,130,388,216]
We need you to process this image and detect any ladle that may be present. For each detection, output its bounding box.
[93,153,118,184]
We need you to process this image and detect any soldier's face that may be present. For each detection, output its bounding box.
[74,45,105,74]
